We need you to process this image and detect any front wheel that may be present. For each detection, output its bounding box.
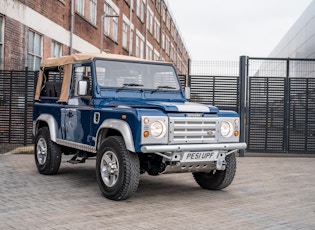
[96,136,140,201]
[193,152,236,190]
[34,127,62,175]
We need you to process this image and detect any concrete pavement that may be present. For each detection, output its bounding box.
[0,154,314,229]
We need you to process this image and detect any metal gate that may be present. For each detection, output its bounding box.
[190,58,315,154]
[0,69,37,146]
[246,58,315,154]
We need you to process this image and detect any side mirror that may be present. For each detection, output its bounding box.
[77,80,88,96]
[184,86,191,99]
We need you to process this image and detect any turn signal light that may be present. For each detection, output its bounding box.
[143,131,149,138]
[234,131,239,137]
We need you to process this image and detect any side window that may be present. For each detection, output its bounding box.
[71,65,92,103]
[40,67,64,98]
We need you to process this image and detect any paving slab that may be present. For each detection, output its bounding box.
[0,154,314,229]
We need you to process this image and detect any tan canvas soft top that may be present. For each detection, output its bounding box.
[35,53,164,102]
[40,53,158,67]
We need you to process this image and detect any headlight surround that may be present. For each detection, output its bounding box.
[221,121,234,137]
[150,120,166,138]
[141,116,168,144]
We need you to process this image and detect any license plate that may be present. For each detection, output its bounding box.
[182,151,218,162]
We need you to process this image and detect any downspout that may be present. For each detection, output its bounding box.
[145,0,148,59]
[159,0,162,60]
[70,0,74,54]
[129,0,133,56]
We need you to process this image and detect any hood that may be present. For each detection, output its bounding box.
[102,100,219,113]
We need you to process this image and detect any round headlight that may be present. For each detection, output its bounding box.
[150,120,166,138]
[221,121,233,137]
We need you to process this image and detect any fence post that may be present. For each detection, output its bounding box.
[283,59,290,152]
[239,56,248,157]
[24,67,28,146]
[9,71,13,143]
[187,58,191,87]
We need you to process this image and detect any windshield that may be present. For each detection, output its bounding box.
[95,60,180,91]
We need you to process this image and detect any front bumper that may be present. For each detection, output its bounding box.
[140,142,247,153]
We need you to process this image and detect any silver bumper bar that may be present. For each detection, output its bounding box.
[141,142,247,153]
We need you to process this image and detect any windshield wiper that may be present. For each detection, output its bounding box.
[116,83,144,92]
[151,86,176,93]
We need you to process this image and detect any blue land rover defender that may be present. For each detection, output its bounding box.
[33,53,247,200]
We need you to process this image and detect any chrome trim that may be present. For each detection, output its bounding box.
[169,117,219,144]
[141,142,247,153]
[56,139,96,153]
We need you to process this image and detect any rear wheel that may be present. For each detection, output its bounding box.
[96,136,140,201]
[193,153,236,190]
[34,127,62,175]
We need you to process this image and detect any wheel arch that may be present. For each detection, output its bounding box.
[96,119,135,153]
[34,114,58,142]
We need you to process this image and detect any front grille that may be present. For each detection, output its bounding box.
[169,117,218,144]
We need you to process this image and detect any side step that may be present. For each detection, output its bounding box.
[67,152,88,164]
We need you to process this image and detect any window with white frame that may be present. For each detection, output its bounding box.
[154,49,159,61]
[135,30,144,58]
[171,22,175,38]
[147,7,153,34]
[113,16,118,42]
[161,31,165,50]
[122,17,133,52]
[155,0,160,13]
[104,2,119,42]
[90,0,97,25]
[154,17,160,42]
[146,42,153,60]
[130,28,134,54]
[76,0,85,15]
[51,40,62,58]
[136,0,141,18]
[165,35,170,56]
[170,43,174,61]
[104,3,111,36]
[136,0,145,22]
[0,16,3,69]
[141,0,145,21]
[122,21,128,49]
[162,5,166,22]
[166,13,170,30]
[28,30,42,71]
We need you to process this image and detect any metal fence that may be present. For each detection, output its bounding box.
[0,58,314,155]
[246,58,315,153]
[190,57,315,154]
[0,69,37,153]
[189,60,240,111]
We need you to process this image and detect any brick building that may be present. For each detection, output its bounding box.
[0,0,190,75]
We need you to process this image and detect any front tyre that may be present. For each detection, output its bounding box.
[96,136,140,201]
[34,127,62,175]
[193,152,236,190]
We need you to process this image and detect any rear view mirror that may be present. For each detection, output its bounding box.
[77,80,88,96]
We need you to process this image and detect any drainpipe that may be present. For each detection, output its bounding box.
[129,0,133,56]
[159,0,162,60]
[145,0,148,59]
[70,0,74,54]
